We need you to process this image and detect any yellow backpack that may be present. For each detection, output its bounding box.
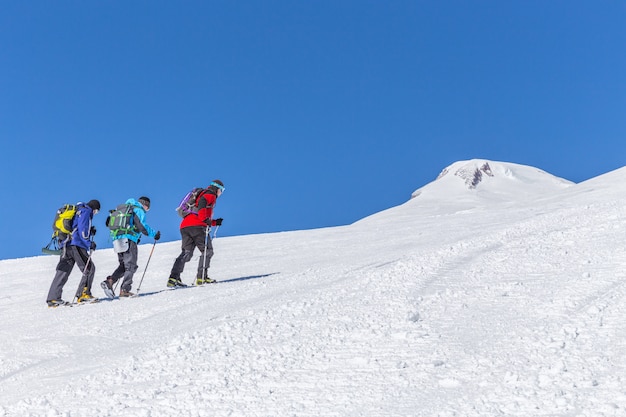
[42,203,78,255]
[52,204,77,239]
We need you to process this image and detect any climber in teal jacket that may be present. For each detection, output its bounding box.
[102,197,160,297]
[112,197,159,242]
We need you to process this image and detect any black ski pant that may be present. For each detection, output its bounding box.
[170,226,213,280]
[47,245,95,302]
[109,240,139,292]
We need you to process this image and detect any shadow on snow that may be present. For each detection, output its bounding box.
[133,272,279,298]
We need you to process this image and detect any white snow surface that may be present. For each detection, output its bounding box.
[2,159,626,416]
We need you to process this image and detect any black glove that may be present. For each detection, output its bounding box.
[154,231,161,241]
[90,226,97,236]
[90,241,97,251]
[214,218,223,226]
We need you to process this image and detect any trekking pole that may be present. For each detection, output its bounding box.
[212,225,220,239]
[200,225,211,283]
[136,241,156,295]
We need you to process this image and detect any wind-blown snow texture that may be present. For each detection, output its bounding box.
[2,159,626,416]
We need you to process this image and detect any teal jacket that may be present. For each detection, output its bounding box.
[112,198,157,243]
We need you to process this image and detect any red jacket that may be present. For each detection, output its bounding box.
[180,190,219,229]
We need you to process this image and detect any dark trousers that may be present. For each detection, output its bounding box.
[170,226,213,280]
[110,240,139,292]
[47,245,95,301]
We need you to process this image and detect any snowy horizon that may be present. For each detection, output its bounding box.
[2,159,626,416]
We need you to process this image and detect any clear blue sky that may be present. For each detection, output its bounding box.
[1,1,625,260]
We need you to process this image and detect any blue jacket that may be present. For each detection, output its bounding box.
[112,198,157,243]
[70,203,95,250]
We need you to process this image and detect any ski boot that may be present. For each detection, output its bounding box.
[167,277,187,288]
[77,287,97,303]
[100,277,115,298]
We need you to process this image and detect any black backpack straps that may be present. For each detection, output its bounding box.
[194,188,208,206]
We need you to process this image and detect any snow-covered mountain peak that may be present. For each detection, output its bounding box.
[436,160,495,189]
[411,159,574,202]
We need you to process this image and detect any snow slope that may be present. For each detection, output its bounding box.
[1,160,626,417]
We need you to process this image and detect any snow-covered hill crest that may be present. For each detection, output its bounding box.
[2,160,626,417]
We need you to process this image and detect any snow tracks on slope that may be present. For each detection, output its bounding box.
[407,200,626,416]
